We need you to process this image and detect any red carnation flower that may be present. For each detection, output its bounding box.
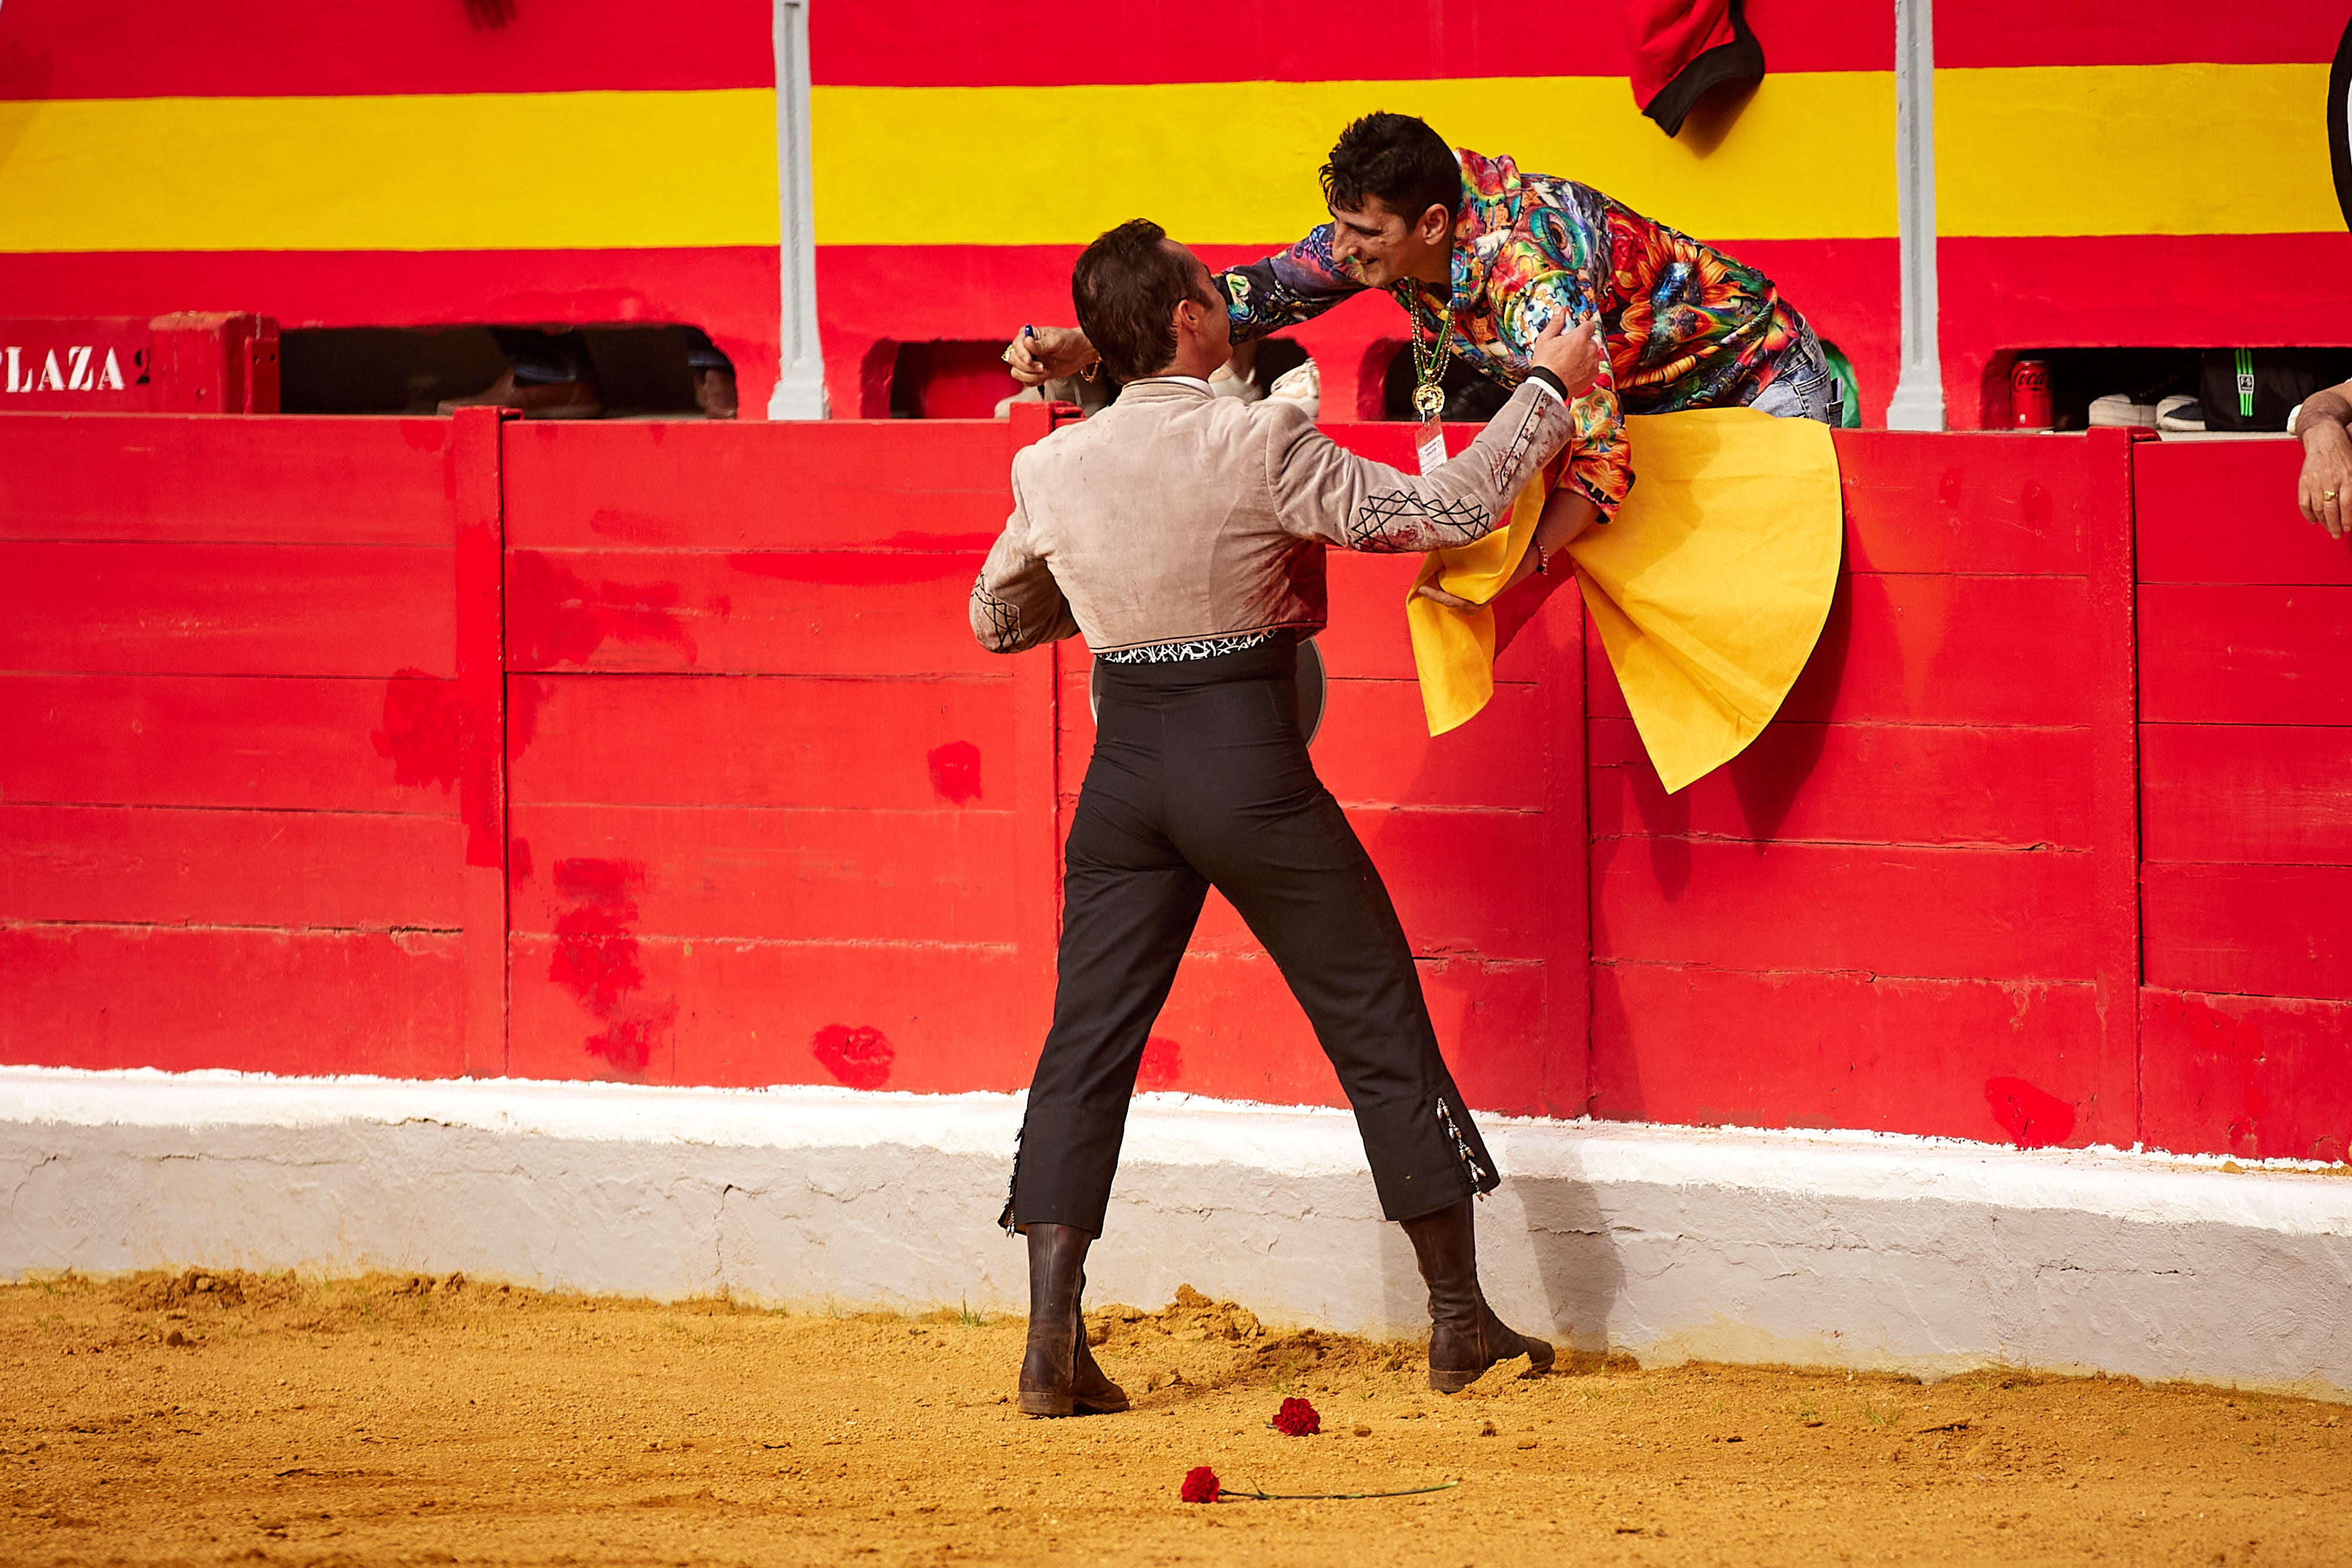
[1272,1396,1321,1436]
[1180,1465,1221,1503]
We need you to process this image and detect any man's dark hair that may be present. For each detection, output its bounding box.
[1071,219,1212,383]
[1320,112,1461,223]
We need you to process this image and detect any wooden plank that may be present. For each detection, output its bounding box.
[1590,572,2097,727]
[508,672,1018,811]
[2140,987,2352,1164]
[455,407,508,1076]
[2141,724,2352,865]
[505,546,999,676]
[502,419,1016,549]
[1590,963,2112,1146]
[1833,430,2093,574]
[0,804,461,930]
[2135,439,2352,587]
[1184,807,1546,962]
[506,933,1043,1091]
[1590,717,2095,849]
[1150,948,1549,1117]
[0,542,454,677]
[0,672,460,814]
[1591,837,2100,979]
[2137,584,2352,726]
[0,414,456,545]
[1056,667,1549,812]
[507,804,1024,945]
[0,922,466,1078]
[2084,424,2143,1151]
[2142,863,2352,1001]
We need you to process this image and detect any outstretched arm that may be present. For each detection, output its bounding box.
[2294,381,2352,541]
[970,469,1079,654]
[1217,225,1368,345]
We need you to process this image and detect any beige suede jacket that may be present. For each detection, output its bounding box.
[968,377,1574,657]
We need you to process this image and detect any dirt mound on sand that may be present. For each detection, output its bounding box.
[121,1266,288,1310]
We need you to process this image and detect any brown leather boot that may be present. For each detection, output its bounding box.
[1017,1224,1128,1417]
[1400,1198,1555,1393]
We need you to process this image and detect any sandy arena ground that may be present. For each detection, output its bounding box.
[2,1270,2345,1567]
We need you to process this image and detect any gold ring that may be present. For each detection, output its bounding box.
[2328,490,2341,501]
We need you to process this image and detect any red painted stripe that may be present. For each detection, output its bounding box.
[1936,2,2344,67]
[809,0,1889,85]
[0,416,455,545]
[1589,717,2096,849]
[0,0,768,99]
[0,924,466,1078]
[1588,573,2099,727]
[2143,863,2352,1001]
[505,547,996,677]
[1591,836,2100,979]
[503,417,1014,549]
[2137,584,2352,726]
[509,672,1019,811]
[509,804,1023,945]
[507,934,1040,1092]
[2141,988,2352,1164]
[1938,234,2352,430]
[816,239,1901,428]
[0,673,465,815]
[2137,440,2352,587]
[0,804,461,930]
[1837,430,2094,574]
[0,249,782,424]
[0,543,456,678]
[1591,964,2110,1146]
[2142,724,2352,867]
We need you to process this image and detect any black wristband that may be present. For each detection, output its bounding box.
[1527,366,1571,401]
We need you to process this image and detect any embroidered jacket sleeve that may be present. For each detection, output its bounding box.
[1265,380,1575,553]
[1495,263,1631,520]
[1216,224,1367,344]
[969,467,1078,654]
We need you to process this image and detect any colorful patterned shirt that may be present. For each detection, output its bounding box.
[1218,148,1813,519]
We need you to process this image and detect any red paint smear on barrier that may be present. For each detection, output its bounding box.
[2153,994,2269,1149]
[927,740,983,805]
[370,669,459,792]
[726,550,979,586]
[508,550,703,667]
[506,674,545,764]
[881,530,999,551]
[546,856,672,1075]
[1137,1035,1182,1091]
[509,837,534,884]
[813,1024,894,1090]
[1984,1076,2077,1149]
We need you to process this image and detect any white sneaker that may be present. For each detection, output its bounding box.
[2089,393,2158,428]
[2156,394,2206,433]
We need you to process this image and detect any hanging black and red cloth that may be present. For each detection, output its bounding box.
[1624,0,1766,137]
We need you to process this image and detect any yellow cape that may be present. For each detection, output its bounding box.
[1405,406,1842,793]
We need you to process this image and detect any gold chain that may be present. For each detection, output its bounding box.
[1405,289,1454,420]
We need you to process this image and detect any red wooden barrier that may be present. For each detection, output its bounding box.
[1,412,2344,1164]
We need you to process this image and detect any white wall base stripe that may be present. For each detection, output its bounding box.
[4,1068,2346,1402]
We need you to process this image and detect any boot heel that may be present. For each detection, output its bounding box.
[1019,1390,1076,1417]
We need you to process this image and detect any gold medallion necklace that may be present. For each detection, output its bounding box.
[1406,289,1454,420]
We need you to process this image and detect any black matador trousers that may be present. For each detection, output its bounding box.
[1004,635,1502,1236]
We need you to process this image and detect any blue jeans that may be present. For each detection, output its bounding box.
[1750,323,1845,426]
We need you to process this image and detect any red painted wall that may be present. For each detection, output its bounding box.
[2,413,2344,1162]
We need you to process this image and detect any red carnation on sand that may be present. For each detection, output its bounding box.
[1181,1466,1221,1503]
[1272,1396,1321,1436]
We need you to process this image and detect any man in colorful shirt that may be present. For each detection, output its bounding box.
[1011,111,1841,585]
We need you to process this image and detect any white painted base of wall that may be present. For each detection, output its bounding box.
[4,1067,2347,1402]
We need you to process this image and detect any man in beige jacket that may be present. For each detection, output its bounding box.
[972,219,1596,1416]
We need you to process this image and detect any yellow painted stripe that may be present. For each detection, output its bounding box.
[0,92,780,253]
[811,75,1899,246]
[1939,63,2339,238]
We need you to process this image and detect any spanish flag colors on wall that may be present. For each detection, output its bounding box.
[0,0,2344,423]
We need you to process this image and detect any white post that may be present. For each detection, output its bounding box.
[1885,0,1945,430]
[769,0,828,419]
